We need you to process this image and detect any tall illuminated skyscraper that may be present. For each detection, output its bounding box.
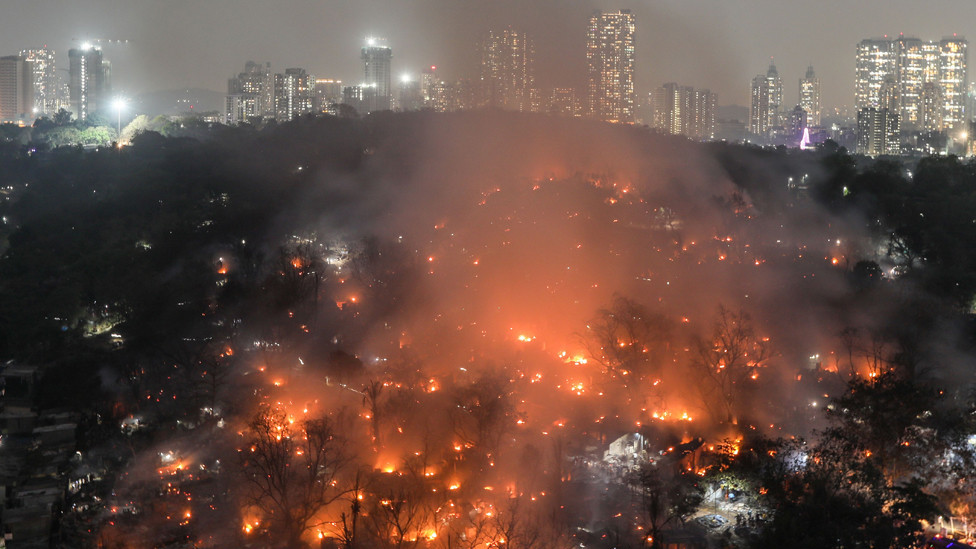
[765,62,783,127]
[0,56,33,124]
[922,41,941,84]
[479,27,535,112]
[20,48,58,116]
[855,36,967,132]
[939,37,968,130]
[68,44,110,121]
[855,39,896,110]
[362,39,393,112]
[798,65,821,127]
[749,74,770,137]
[895,37,925,129]
[749,62,781,138]
[586,10,636,123]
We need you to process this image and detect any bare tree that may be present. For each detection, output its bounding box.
[582,296,673,392]
[840,326,859,379]
[362,379,385,447]
[692,306,769,425]
[337,467,370,548]
[263,242,323,321]
[438,495,552,549]
[367,469,434,549]
[240,405,351,547]
[450,373,514,465]
[629,464,703,549]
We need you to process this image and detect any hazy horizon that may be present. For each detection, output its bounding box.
[3,0,976,113]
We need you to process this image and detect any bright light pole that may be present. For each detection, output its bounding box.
[113,97,126,145]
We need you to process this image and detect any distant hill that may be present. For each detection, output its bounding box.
[132,88,225,117]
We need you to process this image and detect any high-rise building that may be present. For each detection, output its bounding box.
[397,76,423,111]
[421,66,438,107]
[749,63,781,138]
[922,41,941,83]
[855,36,967,133]
[20,48,58,116]
[857,107,900,156]
[548,88,580,117]
[798,65,822,127]
[765,62,783,129]
[921,81,944,131]
[855,39,896,110]
[0,56,34,124]
[939,37,968,130]
[68,45,110,121]
[749,74,770,137]
[895,37,925,129]
[479,27,535,112]
[275,68,312,122]
[227,61,273,122]
[789,105,807,136]
[650,83,716,140]
[341,85,369,115]
[362,39,393,112]
[314,79,343,113]
[586,10,636,123]
[224,94,247,125]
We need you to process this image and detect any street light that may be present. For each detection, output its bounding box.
[113,97,126,145]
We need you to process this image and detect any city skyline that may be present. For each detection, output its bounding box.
[2,0,976,113]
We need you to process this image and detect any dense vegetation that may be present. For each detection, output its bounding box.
[2,112,976,547]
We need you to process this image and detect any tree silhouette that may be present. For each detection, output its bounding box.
[240,405,351,547]
[691,306,769,425]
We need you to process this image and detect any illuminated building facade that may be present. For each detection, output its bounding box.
[421,67,438,108]
[895,37,925,128]
[650,82,716,140]
[749,63,781,138]
[226,61,273,123]
[362,40,393,112]
[549,88,580,117]
[479,27,535,112]
[0,55,34,124]
[275,68,313,122]
[224,94,247,125]
[798,65,821,127]
[940,37,968,130]
[765,62,783,129]
[921,81,944,131]
[855,39,896,110]
[857,107,900,156]
[20,48,58,116]
[856,36,967,132]
[314,79,343,113]
[749,74,770,137]
[586,10,636,123]
[68,45,109,121]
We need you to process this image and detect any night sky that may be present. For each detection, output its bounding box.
[2,0,975,110]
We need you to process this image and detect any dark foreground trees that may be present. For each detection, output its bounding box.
[752,372,967,549]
